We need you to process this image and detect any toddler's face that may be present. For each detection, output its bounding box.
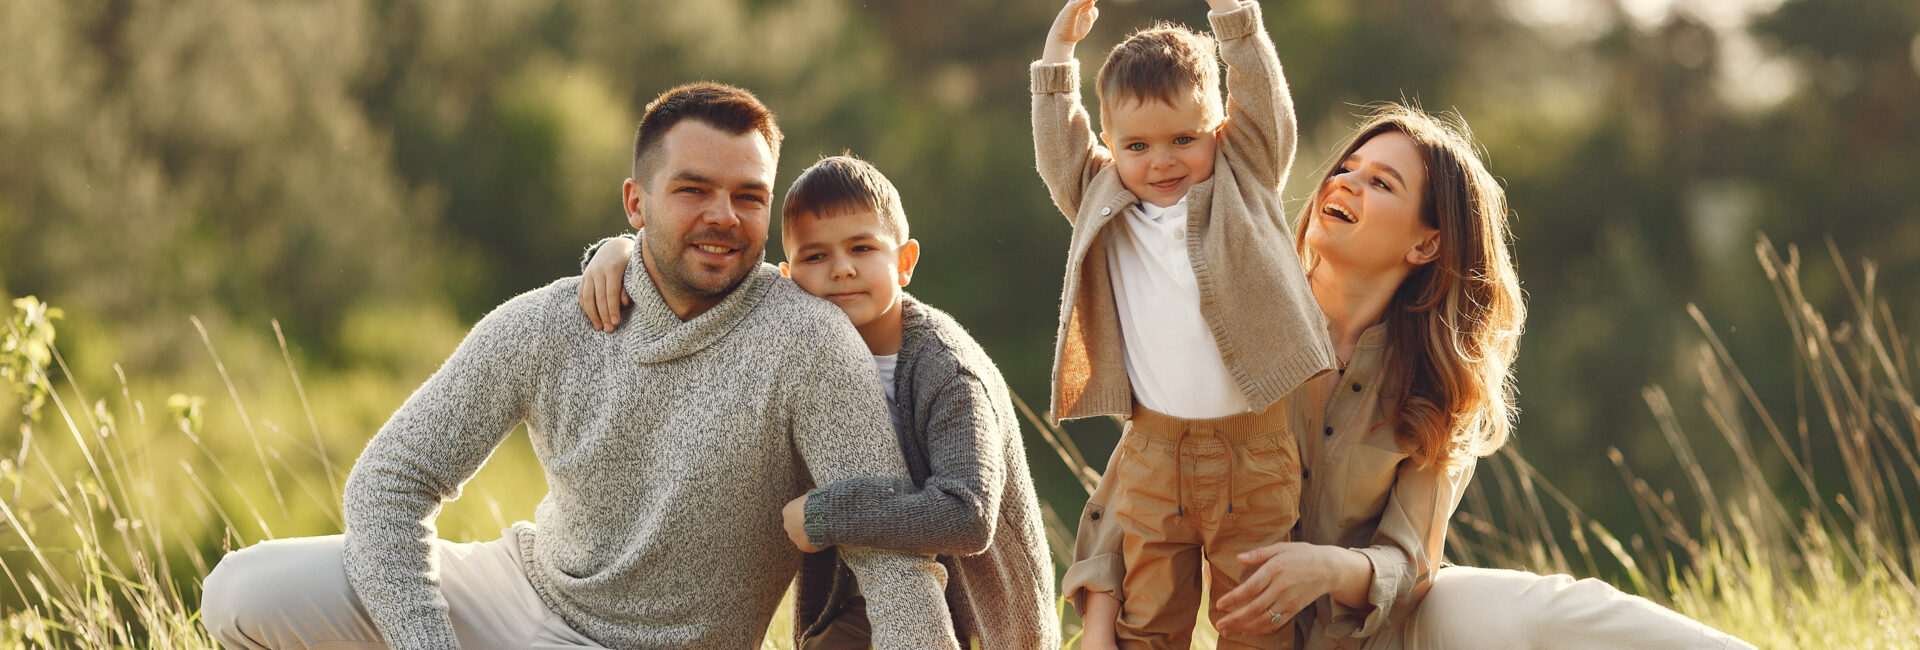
[1101,93,1220,208]
[780,210,913,331]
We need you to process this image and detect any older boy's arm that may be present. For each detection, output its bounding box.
[1327,461,1475,639]
[803,371,1008,556]
[788,327,959,650]
[1211,0,1297,190]
[342,290,545,650]
[1032,0,1110,223]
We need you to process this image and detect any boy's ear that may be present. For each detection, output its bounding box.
[896,239,921,287]
[777,261,791,278]
[622,178,647,229]
[1407,228,1441,266]
[1098,131,1112,150]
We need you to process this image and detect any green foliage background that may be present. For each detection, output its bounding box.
[2,0,1918,631]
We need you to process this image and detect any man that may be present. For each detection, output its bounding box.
[199,82,958,650]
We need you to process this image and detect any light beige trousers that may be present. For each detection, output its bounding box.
[1350,566,1754,650]
[199,534,605,649]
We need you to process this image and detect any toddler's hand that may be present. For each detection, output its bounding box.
[782,494,822,553]
[1043,0,1099,63]
[578,237,636,332]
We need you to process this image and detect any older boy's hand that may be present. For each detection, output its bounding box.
[1042,0,1098,64]
[782,494,823,553]
[578,236,635,332]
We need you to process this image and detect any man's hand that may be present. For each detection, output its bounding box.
[1042,0,1099,64]
[782,493,823,553]
[578,237,636,332]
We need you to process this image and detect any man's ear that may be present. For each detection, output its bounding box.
[896,239,921,287]
[623,178,646,229]
[777,261,791,278]
[1407,229,1442,266]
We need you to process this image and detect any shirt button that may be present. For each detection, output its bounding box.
[1324,426,1333,437]
[1175,229,1186,241]
[1100,207,1112,216]
[1303,468,1312,480]
[1352,383,1362,392]
[1090,511,1102,521]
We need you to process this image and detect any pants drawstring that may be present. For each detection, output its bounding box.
[1173,430,1187,517]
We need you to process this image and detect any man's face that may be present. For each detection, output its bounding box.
[623,121,776,319]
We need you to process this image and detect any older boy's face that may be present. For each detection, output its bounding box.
[780,210,915,336]
[1101,93,1220,208]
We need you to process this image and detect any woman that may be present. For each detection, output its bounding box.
[1080,104,1749,649]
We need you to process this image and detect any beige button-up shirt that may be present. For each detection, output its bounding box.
[1290,323,1475,648]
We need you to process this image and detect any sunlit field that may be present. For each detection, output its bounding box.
[4,237,1915,648]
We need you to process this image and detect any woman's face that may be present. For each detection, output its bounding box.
[1305,130,1438,275]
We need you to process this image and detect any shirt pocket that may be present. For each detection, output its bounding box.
[1341,443,1404,530]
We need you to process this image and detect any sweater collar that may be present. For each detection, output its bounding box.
[621,229,778,364]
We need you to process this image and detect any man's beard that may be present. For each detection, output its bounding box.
[645,226,762,301]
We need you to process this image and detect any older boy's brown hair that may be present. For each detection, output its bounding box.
[781,154,909,250]
[1096,23,1223,128]
[631,82,784,183]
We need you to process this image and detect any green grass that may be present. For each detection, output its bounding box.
[3,235,1916,648]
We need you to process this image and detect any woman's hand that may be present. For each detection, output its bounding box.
[1077,591,1121,650]
[578,237,636,332]
[1212,542,1373,635]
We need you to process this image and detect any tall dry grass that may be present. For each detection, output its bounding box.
[2,235,1915,647]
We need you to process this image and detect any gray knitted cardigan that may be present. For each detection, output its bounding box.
[794,295,1061,649]
[342,243,957,650]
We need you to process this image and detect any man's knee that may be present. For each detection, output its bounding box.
[199,536,349,646]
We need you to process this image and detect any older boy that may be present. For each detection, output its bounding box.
[580,155,1058,649]
[1032,0,1336,648]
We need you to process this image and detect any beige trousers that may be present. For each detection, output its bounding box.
[1346,566,1754,650]
[199,534,605,649]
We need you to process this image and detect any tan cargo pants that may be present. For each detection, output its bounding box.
[1065,403,1303,650]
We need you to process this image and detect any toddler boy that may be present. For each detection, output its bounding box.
[1032,0,1335,647]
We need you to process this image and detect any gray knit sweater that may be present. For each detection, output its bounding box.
[793,295,1060,649]
[341,241,958,650]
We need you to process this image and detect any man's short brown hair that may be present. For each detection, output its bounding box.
[781,154,909,250]
[1096,23,1223,127]
[631,82,784,183]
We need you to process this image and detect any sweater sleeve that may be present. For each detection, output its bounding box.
[1030,59,1109,224]
[787,325,960,650]
[802,370,1008,556]
[340,288,547,650]
[1211,1,1297,190]
[1328,459,1476,639]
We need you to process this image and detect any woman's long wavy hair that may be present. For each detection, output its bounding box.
[1294,104,1526,469]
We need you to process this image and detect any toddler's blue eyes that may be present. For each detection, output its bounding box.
[1127,143,1147,151]
[1175,136,1194,145]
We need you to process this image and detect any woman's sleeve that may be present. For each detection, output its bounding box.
[1327,459,1476,639]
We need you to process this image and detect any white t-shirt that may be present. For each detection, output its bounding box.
[1103,198,1252,418]
[873,353,899,404]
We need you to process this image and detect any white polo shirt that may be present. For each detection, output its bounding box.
[1103,198,1252,419]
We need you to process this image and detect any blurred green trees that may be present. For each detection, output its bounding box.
[1,0,1916,588]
